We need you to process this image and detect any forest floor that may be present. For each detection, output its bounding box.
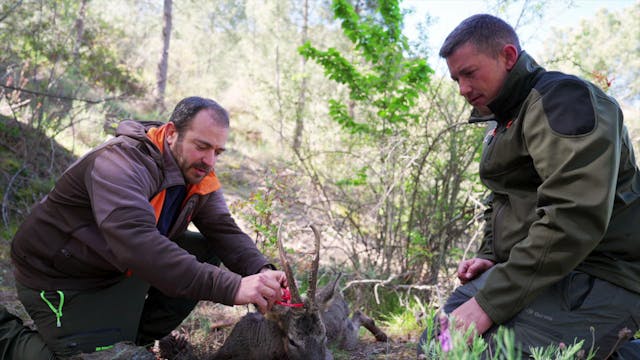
[0,251,420,359]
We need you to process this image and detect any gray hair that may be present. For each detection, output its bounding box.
[439,14,521,59]
[169,96,229,135]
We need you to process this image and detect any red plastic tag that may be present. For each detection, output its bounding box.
[275,288,304,308]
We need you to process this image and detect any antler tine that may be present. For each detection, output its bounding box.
[307,225,321,306]
[277,222,303,304]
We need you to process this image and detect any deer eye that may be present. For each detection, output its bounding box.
[288,338,299,348]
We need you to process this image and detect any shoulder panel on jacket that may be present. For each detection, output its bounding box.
[534,72,595,136]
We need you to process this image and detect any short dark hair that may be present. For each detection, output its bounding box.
[169,96,229,135]
[439,14,521,59]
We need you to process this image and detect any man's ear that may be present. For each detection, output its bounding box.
[502,44,519,71]
[166,122,178,146]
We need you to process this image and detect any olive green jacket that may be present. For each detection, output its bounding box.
[471,52,640,324]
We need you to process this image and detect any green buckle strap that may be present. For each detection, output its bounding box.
[39,290,64,327]
[95,345,115,352]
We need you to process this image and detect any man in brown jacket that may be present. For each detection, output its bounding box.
[1,96,287,358]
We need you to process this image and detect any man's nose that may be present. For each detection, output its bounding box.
[202,150,216,167]
[458,79,471,97]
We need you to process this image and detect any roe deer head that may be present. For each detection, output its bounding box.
[210,225,331,360]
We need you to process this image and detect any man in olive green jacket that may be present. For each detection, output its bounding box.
[419,14,640,358]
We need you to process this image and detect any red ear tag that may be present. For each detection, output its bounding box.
[275,288,304,308]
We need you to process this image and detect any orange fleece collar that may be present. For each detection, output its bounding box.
[146,123,221,197]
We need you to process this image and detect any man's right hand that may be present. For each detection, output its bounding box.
[457,258,495,284]
[234,270,288,313]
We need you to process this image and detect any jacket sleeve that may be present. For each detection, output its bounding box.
[475,80,621,324]
[88,145,242,305]
[192,190,273,276]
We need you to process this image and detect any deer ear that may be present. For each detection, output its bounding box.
[317,273,342,306]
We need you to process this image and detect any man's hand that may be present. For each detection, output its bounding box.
[457,258,495,284]
[450,297,493,339]
[234,270,288,313]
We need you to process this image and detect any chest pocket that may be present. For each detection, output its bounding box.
[480,120,541,194]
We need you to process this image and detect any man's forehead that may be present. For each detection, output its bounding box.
[184,119,227,145]
[187,112,228,131]
[447,44,487,70]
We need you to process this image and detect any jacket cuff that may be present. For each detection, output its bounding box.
[211,269,243,306]
[256,263,277,273]
[477,254,497,263]
[475,290,508,324]
[247,261,275,275]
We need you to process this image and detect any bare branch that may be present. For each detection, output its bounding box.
[2,165,26,229]
[0,0,23,23]
[0,84,125,104]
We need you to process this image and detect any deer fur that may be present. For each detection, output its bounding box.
[316,273,387,350]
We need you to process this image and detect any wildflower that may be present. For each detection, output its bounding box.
[437,315,452,352]
[438,327,452,352]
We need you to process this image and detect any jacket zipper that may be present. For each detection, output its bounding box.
[168,197,196,238]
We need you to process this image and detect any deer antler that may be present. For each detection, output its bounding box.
[277,222,303,304]
[307,225,322,306]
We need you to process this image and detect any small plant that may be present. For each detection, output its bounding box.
[419,314,598,360]
[529,340,594,360]
[438,320,488,360]
[229,167,289,260]
[381,298,430,338]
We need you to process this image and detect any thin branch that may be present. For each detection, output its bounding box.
[343,272,434,305]
[0,0,23,23]
[342,271,414,292]
[2,165,26,229]
[514,0,530,30]
[0,84,124,104]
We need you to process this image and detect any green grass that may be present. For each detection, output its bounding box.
[381,299,429,338]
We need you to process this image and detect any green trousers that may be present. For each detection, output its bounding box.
[3,231,220,359]
[418,269,640,359]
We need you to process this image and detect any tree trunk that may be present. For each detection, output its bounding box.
[73,0,88,61]
[156,0,172,113]
[292,0,309,153]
